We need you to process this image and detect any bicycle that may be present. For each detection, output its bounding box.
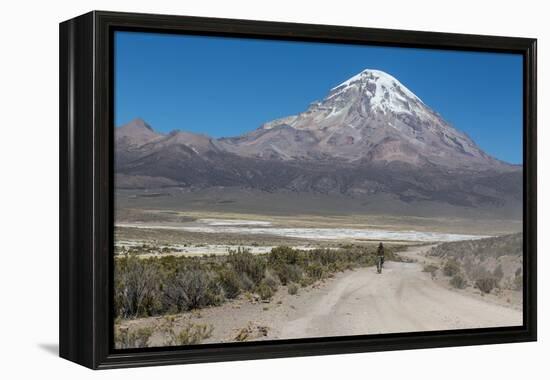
[376,256,383,274]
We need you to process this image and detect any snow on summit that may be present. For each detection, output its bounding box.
[328,69,425,116]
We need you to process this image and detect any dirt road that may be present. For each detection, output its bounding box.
[275,245,522,339]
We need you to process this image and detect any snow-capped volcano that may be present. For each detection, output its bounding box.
[219,69,503,169]
[115,69,521,215]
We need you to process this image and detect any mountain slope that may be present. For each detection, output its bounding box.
[115,118,164,165]
[114,69,522,216]
[217,69,508,170]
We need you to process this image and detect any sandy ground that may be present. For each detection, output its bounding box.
[276,246,522,339]
[120,244,522,347]
[116,203,522,236]
[116,188,523,235]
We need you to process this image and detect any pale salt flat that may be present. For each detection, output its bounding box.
[117,220,489,243]
[115,240,315,256]
[200,219,272,226]
[182,226,488,242]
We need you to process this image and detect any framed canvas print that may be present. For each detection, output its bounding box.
[59,11,537,369]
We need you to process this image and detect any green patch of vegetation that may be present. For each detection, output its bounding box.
[306,263,325,280]
[157,316,214,347]
[443,260,461,277]
[227,247,266,286]
[235,327,250,342]
[114,326,153,349]
[174,323,213,345]
[422,264,438,274]
[256,281,274,301]
[475,277,498,294]
[217,268,241,299]
[114,244,401,320]
[288,283,299,295]
[263,269,280,291]
[114,255,164,318]
[233,323,269,342]
[450,274,467,289]
[165,266,212,311]
[299,277,315,287]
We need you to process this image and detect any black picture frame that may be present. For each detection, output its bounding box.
[59,10,537,370]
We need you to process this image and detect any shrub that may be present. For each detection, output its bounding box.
[268,246,301,266]
[239,273,256,291]
[235,327,250,342]
[493,264,504,281]
[165,267,212,311]
[114,326,153,349]
[422,264,438,273]
[217,268,241,299]
[469,266,492,281]
[174,323,213,345]
[256,281,274,301]
[450,274,467,289]
[306,263,324,280]
[160,317,214,346]
[227,248,266,285]
[114,255,162,318]
[274,263,303,285]
[114,244,400,320]
[475,277,498,294]
[299,277,315,287]
[312,248,339,266]
[288,283,299,295]
[264,269,280,291]
[443,260,461,277]
[328,261,347,273]
[205,281,225,306]
[234,323,269,342]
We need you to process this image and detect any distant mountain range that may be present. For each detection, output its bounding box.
[115,69,522,213]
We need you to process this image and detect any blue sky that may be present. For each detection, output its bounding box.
[115,31,523,164]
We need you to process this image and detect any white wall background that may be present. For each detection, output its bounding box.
[0,0,546,377]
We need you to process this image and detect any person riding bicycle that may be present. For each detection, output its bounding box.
[377,242,385,269]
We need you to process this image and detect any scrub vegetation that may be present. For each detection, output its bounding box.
[114,244,401,347]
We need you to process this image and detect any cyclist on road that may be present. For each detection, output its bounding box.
[376,242,385,273]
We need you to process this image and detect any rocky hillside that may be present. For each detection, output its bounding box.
[429,233,523,290]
